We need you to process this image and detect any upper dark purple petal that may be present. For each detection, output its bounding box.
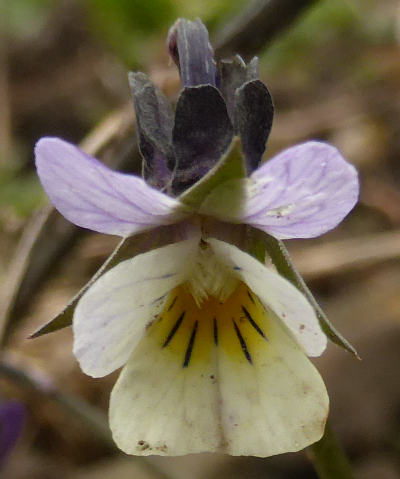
[234,79,274,173]
[129,72,174,189]
[218,55,259,122]
[171,85,233,194]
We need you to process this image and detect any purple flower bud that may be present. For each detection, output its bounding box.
[0,401,25,466]
[167,18,217,87]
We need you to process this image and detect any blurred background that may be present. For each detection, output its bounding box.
[1,0,400,477]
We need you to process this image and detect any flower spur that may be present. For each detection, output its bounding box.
[34,19,359,457]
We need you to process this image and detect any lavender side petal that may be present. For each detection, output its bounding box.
[35,137,189,237]
[245,141,359,239]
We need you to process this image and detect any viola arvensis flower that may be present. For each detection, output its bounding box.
[34,19,359,456]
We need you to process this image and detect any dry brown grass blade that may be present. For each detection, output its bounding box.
[292,229,400,280]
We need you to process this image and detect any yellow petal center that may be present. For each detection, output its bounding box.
[146,282,272,367]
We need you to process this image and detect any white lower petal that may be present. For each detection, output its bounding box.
[73,238,198,378]
[207,238,327,357]
[109,282,328,456]
[216,305,328,456]
[110,329,221,455]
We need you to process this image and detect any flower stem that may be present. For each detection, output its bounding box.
[308,422,354,479]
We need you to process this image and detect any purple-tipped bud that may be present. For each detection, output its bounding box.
[167,18,217,87]
[130,17,274,194]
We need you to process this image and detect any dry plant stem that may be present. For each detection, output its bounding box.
[0,37,11,164]
[214,0,319,59]
[293,229,400,280]
[0,205,73,342]
[308,422,354,479]
[0,358,174,479]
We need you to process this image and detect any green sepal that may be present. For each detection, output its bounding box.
[246,226,267,263]
[262,232,359,358]
[30,229,169,338]
[179,136,247,209]
[29,238,128,338]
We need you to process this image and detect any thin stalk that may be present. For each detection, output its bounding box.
[308,422,354,479]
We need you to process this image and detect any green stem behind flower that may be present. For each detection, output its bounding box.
[308,423,354,479]
[261,232,358,358]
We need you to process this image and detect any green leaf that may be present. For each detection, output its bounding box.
[262,232,359,358]
[179,136,246,209]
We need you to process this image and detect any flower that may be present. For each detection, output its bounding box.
[0,400,25,467]
[33,18,359,457]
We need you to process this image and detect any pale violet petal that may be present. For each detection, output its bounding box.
[246,141,359,238]
[200,142,359,239]
[73,238,198,378]
[110,280,328,456]
[35,137,190,236]
[208,238,327,356]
